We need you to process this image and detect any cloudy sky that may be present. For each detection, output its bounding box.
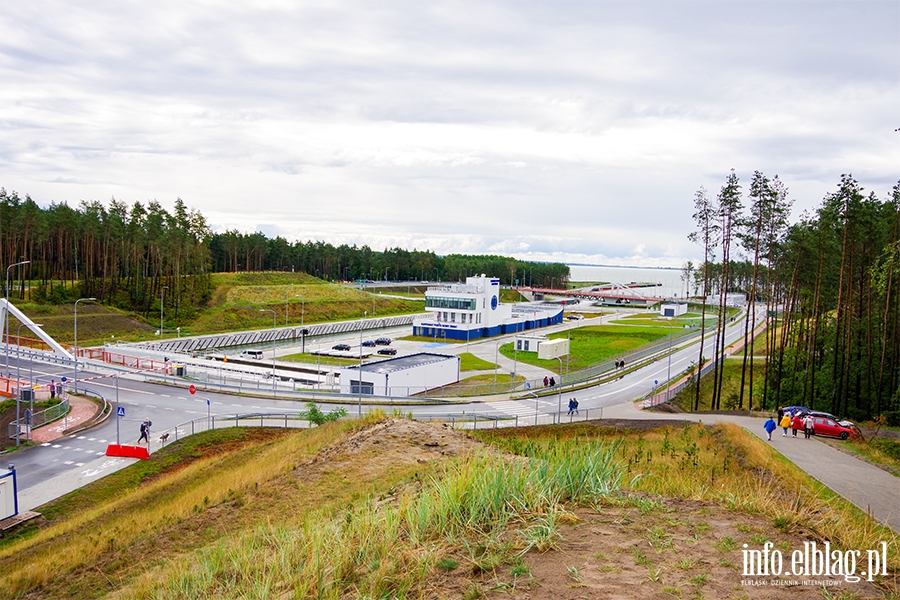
[2,1,897,267]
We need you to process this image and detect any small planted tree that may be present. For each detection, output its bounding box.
[298,402,347,426]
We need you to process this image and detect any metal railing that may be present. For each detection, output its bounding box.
[6,399,70,440]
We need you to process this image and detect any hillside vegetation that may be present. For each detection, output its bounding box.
[0,415,895,599]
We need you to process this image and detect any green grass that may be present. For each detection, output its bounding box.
[459,353,499,371]
[499,325,671,371]
[438,374,526,397]
[671,360,764,412]
[281,352,362,367]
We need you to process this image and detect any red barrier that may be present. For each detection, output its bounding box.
[106,444,150,459]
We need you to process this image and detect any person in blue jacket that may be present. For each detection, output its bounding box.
[763,417,777,441]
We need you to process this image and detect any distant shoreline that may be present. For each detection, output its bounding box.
[566,262,680,271]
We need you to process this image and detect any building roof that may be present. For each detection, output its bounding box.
[345,352,458,374]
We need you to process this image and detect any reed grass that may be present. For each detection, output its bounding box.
[113,439,624,599]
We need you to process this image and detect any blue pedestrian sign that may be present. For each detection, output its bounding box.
[117,406,126,417]
[61,377,67,382]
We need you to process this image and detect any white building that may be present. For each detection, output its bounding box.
[412,274,563,341]
[339,353,460,396]
[660,302,688,317]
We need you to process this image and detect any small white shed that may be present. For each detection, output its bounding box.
[660,303,688,317]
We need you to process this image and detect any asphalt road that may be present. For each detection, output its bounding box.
[6,311,898,534]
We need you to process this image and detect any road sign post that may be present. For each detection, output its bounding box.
[116,405,125,446]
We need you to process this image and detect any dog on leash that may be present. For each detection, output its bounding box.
[159,432,170,443]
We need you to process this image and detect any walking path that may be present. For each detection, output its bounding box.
[602,400,900,532]
[31,396,100,443]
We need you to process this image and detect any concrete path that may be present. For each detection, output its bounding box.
[602,400,900,532]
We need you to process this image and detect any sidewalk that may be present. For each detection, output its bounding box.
[30,395,100,443]
[603,400,900,532]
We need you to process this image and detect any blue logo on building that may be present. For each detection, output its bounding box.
[491,295,498,310]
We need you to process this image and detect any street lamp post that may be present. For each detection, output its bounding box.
[666,319,674,402]
[73,297,96,394]
[359,310,367,416]
[5,260,30,377]
[259,309,277,394]
[555,356,563,423]
[160,286,168,338]
[15,322,41,446]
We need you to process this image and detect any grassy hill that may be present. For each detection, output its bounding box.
[189,272,425,335]
[0,415,895,599]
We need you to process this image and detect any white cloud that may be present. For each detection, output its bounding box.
[1,1,897,268]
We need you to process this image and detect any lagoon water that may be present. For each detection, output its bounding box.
[567,264,687,298]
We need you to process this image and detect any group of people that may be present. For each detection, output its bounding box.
[542,376,556,387]
[614,359,626,370]
[763,407,813,441]
[567,398,579,415]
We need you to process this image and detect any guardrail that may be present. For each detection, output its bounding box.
[7,399,70,440]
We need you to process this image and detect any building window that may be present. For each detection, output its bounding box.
[451,312,456,322]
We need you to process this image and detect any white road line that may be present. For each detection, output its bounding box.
[160,394,171,398]
[164,407,175,411]
[146,405,157,408]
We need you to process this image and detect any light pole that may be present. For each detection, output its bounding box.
[73,297,96,394]
[259,309,277,393]
[666,318,674,402]
[5,260,30,377]
[555,356,563,423]
[493,339,504,393]
[15,322,41,446]
[160,285,168,338]
[359,310,367,416]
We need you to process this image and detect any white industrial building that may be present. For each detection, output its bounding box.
[412,274,563,341]
[660,302,688,317]
[339,353,460,396]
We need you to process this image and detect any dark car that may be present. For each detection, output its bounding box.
[810,416,859,440]
[375,337,392,345]
[361,340,377,347]
[332,343,351,351]
[377,348,397,356]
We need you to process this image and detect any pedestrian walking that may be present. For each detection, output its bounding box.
[567,398,574,415]
[764,417,777,441]
[779,413,791,437]
[803,415,814,439]
[549,376,555,386]
[50,379,56,399]
[573,398,579,415]
[791,414,803,438]
[138,419,152,445]
[543,376,549,388]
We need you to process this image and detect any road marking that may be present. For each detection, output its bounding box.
[63,460,74,465]
[75,462,84,466]
[52,444,61,448]
[165,407,175,411]
[147,405,157,408]
[41,442,51,447]
[127,402,138,406]
[160,394,171,398]
[232,404,242,407]
[77,436,86,439]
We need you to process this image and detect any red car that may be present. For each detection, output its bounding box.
[811,417,859,440]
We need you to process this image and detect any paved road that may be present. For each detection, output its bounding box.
[6,310,898,533]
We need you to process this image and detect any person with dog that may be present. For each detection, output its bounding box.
[138,419,152,445]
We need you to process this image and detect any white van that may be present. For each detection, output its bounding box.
[240,350,264,360]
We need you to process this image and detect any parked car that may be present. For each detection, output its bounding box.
[811,416,859,440]
[240,350,264,360]
[361,340,377,347]
[332,343,351,351]
[377,348,397,356]
[798,410,854,428]
[375,337,392,345]
[566,315,584,320]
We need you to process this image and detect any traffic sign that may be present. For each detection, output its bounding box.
[61,377,67,382]
[117,406,125,417]
[189,385,196,395]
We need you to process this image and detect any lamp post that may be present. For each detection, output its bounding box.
[259,309,277,393]
[359,310,367,416]
[666,318,674,402]
[555,356,563,423]
[5,260,30,377]
[493,339,504,393]
[160,285,168,338]
[15,322,41,446]
[73,297,96,394]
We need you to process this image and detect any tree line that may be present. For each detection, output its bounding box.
[0,189,569,323]
[690,173,900,422]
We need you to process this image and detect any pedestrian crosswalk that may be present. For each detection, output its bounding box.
[489,399,554,417]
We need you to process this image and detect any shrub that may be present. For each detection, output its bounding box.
[298,402,347,426]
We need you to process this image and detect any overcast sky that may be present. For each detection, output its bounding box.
[2,1,897,267]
